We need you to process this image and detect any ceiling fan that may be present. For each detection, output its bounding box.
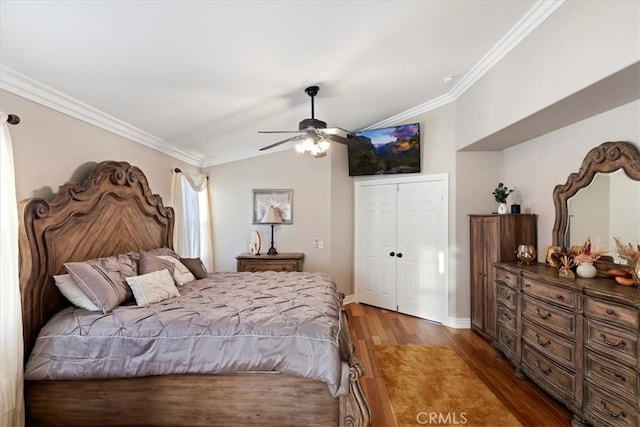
[258,86,355,157]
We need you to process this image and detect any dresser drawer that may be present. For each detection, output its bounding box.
[522,344,577,402]
[495,324,517,357]
[495,268,518,289]
[522,295,576,339]
[584,383,638,427]
[522,319,576,368]
[522,277,576,309]
[585,350,638,403]
[497,283,517,312]
[585,319,638,367]
[497,304,517,331]
[241,261,297,272]
[585,296,639,330]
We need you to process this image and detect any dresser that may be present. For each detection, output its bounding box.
[469,214,536,341]
[493,263,639,427]
[236,253,304,272]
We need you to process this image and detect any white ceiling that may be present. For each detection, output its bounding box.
[1,0,557,167]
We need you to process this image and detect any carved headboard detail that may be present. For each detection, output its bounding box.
[18,161,174,357]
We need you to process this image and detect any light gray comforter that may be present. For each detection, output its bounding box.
[25,271,351,397]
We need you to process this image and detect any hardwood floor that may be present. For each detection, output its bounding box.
[345,303,573,427]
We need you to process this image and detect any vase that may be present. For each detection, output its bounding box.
[497,203,508,214]
[516,245,536,265]
[576,262,597,278]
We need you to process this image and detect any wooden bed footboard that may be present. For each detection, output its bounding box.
[25,358,371,426]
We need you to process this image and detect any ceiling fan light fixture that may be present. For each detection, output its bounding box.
[295,136,331,158]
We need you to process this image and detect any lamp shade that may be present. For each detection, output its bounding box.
[261,206,283,224]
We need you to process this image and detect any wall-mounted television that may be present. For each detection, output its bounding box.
[348,123,420,176]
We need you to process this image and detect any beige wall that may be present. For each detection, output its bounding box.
[1,90,197,203]
[501,100,640,259]
[455,0,639,149]
[205,148,335,276]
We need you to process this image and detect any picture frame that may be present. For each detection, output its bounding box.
[252,189,293,224]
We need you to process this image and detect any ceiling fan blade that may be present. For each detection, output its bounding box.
[258,130,302,134]
[321,127,352,136]
[259,134,306,151]
[322,133,357,146]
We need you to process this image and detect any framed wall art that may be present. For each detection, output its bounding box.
[252,189,293,224]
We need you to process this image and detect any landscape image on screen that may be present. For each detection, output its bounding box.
[348,123,420,176]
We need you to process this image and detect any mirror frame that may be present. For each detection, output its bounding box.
[552,141,640,249]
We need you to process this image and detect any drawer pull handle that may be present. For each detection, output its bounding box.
[535,334,551,347]
[600,400,626,419]
[600,333,626,348]
[524,283,531,288]
[535,360,551,375]
[503,312,512,321]
[536,308,551,320]
[606,308,615,315]
[555,294,564,300]
[600,367,626,382]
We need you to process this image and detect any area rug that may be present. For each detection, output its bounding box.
[373,345,521,427]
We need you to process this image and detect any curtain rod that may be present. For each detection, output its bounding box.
[7,114,20,125]
[173,168,208,179]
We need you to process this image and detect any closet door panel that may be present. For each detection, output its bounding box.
[356,185,397,310]
[396,181,445,322]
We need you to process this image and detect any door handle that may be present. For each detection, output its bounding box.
[389,252,395,257]
[396,253,403,258]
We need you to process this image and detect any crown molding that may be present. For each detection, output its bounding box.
[448,0,564,100]
[363,93,456,130]
[0,66,204,167]
[364,0,564,131]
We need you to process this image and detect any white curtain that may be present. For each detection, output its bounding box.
[171,170,213,270]
[0,111,25,426]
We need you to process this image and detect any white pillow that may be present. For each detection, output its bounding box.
[125,269,179,306]
[157,256,196,286]
[53,274,100,311]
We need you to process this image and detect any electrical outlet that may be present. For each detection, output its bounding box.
[313,238,319,248]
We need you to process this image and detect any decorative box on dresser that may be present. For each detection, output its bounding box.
[469,214,537,341]
[493,262,639,427]
[236,253,304,272]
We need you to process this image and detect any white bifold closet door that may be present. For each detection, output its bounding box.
[355,175,447,323]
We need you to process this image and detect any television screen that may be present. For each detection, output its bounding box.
[348,123,420,176]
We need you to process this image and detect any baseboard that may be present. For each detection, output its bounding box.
[343,294,356,305]
[444,317,471,329]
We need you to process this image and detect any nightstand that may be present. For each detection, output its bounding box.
[236,253,304,272]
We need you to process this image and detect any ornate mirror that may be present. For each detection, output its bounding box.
[552,141,640,265]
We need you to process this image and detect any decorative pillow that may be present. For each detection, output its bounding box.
[157,256,195,286]
[139,252,176,276]
[65,253,137,313]
[180,258,208,279]
[126,269,179,306]
[145,247,181,260]
[53,274,100,311]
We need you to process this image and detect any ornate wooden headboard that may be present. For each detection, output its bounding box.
[18,161,174,357]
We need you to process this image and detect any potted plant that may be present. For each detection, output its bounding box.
[492,183,513,214]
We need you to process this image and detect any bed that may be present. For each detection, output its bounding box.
[18,160,370,426]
